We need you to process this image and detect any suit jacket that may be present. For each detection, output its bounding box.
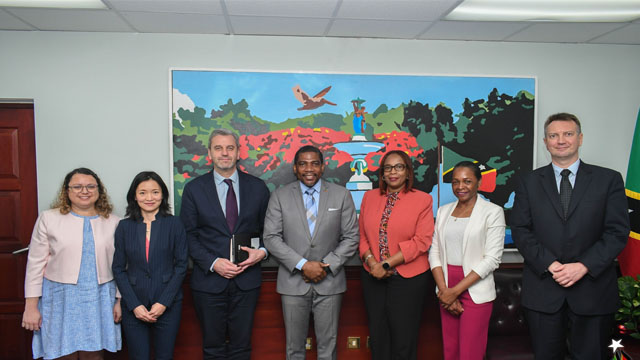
[112,214,188,312]
[181,170,270,293]
[25,209,120,298]
[263,180,359,296]
[511,161,629,314]
[429,195,505,304]
[358,189,434,278]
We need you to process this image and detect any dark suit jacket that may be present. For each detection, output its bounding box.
[112,214,188,311]
[511,161,629,315]
[180,170,270,293]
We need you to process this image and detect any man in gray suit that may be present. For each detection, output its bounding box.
[264,145,359,360]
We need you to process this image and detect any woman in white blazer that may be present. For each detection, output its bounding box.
[428,161,505,360]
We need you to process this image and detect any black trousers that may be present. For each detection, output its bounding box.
[121,299,183,360]
[525,302,614,360]
[361,269,429,360]
[192,281,260,360]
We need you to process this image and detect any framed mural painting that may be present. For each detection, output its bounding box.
[171,69,536,246]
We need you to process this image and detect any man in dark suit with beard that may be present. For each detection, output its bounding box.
[511,113,630,359]
[181,129,270,360]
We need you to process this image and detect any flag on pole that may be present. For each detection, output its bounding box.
[618,108,640,277]
[611,348,632,360]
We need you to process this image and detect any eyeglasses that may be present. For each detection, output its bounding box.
[68,184,98,193]
[383,164,406,173]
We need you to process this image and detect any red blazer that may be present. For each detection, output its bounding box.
[359,188,434,278]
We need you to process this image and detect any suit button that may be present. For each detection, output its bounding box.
[310,244,315,248]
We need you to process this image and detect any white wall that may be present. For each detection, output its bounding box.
[1,31,639,215]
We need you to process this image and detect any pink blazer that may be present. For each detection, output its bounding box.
[359,189,434,278]
[24,208,120,298]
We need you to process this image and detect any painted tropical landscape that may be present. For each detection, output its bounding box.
[172,70,535,244]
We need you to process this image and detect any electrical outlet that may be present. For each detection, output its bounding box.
[347,336,360,349]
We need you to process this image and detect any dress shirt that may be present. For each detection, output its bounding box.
[551,159,580,192]
[213,169,240,215]
[210,168,267,271]
[295,180,322,271]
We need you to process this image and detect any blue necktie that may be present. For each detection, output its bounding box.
[305,189,317,235]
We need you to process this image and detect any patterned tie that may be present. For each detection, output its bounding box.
[305,189,317,235]
[224,179,238,232]
[560,169,572,220]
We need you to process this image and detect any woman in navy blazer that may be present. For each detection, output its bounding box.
[112,171,188,360]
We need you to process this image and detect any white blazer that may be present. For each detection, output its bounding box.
[428,195,505,304]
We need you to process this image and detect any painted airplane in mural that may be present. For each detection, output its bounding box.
[292,85,337,110]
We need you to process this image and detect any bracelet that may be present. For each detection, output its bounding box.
[363,254,374,263]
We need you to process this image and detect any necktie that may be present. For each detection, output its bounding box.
[559,169,572,220]
[305,189,317,235]
[224,179,238,232]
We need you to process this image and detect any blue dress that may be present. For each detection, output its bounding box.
[32,212,121,359]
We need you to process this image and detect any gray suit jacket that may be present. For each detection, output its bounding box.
[264,180,359,296]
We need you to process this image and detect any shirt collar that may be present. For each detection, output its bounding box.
[213,168,239,185]
[300,179,322,194]
[552,159,581,177]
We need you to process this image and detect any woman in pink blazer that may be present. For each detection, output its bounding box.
[22,168,122,360]
[429,161,505,360]
[359,150,434,360]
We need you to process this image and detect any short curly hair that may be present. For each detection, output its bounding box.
[51,167,113,218]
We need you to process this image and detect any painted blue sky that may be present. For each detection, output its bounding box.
[172,70,535,123]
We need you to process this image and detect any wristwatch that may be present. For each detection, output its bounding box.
[382,262,390,270]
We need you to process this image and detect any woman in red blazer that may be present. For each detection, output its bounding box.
[359,150,434,360]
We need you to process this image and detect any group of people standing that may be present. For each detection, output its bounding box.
[21,112,629,360]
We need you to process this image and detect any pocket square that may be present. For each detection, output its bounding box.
[328,208,339,211]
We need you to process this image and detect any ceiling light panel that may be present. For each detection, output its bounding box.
[0,0,106,9]
[446,0,640,22]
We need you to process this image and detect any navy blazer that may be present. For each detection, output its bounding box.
[180,170,270,293]
[112,214,188,312]
[511,161,629,315]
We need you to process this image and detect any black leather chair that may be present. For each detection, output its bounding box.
[485,268,534,359]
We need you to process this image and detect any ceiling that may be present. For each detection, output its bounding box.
[1,0,639,45]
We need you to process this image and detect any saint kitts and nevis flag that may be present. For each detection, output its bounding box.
[612,110,640,360]
[612,348,632,360]
[618,109,640,278]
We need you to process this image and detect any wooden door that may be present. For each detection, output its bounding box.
[0,104,38,360]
